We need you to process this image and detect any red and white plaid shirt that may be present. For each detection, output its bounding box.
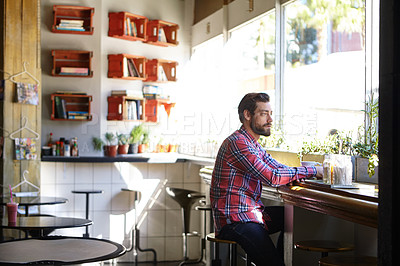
[210,126,316,235]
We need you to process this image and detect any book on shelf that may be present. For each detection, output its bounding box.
[54,96,67,119]
[143,93,170,100]
[56,27,85,31]
[127,58,139,77]
[123,57,128,77]
[158,65,168,81]
[131,20,137,36]
[68,115,90,120]
[126,100,143,120]
[55,91,87,95]
[126,17,132,36]
[58,72,89,76]
[158,28,167,42]
[67,111,89,116]
[111,89,143,97]
[59,19,84,26]
[60,67,89,75]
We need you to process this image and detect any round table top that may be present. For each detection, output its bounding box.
[0,236,126,265]
[0,196,68,206]
[71,190,104,194]
[1,216,92,230]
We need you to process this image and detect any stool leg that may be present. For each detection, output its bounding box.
[246,253,252,266]
[212,242,222,266]
[321,252,328,258]
[230,244,237,266]
[83,193,90,238]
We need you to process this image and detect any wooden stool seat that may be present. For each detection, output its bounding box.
[295,240,354,258]
[206,232,238,245]
[319,255,377,266]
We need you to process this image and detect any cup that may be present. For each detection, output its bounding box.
[7,202,18,223]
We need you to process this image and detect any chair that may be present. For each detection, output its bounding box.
[71,190,104,238]
[121,188,157,264]
[319,255,377,265]
[166,187,205,264]
[294,240,354,258]
[206,232,252,266]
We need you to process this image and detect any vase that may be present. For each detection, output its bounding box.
[128,143,138,154]
[355,157,378,184]
[104,145,118,157]
[118,144,129,154]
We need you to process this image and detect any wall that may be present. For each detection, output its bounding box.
[40,161,205,262]
[40,0,191,155]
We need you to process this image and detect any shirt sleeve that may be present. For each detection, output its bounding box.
[226,137,316,187]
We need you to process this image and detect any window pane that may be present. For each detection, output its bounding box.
[282,0,366,148]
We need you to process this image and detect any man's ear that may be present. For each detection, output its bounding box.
[243,110,252,121]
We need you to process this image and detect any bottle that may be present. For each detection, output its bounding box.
[56,141,60,156]
[71,142,78,157]
[59,138,65,156]
[47,132,53,147]
[64,140,70,157]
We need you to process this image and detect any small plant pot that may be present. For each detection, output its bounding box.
[128,143,139,154]
[138,144,147,153]
[104,145,118,157]
[118,144,129,154]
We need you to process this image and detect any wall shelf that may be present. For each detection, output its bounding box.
[145,59,177,82]
[108,12,148,42]
[107,96,145,121]
[107,54,146,80]
[51,5,94,35]
[51,93,92,121]
[51,50,93,78]
[145,20,179,47]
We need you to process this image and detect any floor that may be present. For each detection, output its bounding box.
[103,260,205,266]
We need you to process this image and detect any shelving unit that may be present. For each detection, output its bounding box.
[107,96,145,121]
[51,5,94,35]
[51,93,92,121]
[108,54,147,80]
[51,50,93,77]
[108,12,148,41]
[145,20,179,47]
[145,59,177,82]
[145,99,175,123]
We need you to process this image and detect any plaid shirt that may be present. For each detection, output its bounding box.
[210,126,316,235]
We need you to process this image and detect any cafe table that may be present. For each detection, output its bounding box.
[1,216,93,238]
[0,236,126,265]
[0,196,68,216]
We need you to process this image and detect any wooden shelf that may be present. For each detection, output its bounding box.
[108,12,148,41]
[145,20,179,47]
[51,5,94,35]
[108,54,147,80]
[51,50,93,78]
[145,59,177,82]
[145,99,175,123]
[107,96,145,121]
[51,93,92,121]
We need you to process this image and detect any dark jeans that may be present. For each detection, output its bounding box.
[218,206,284,266]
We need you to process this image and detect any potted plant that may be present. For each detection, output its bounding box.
[138,130,149,153]
[104,132,118,157]
[353,93,379,183]
[129,124,144,154]
[92,137,104,153]
[117,133,129,154]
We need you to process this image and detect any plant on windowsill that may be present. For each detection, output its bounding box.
[104,132,118,157]
[117,133,129,155]
[128,124,144,154]
[92,137,104,152]
[353,93,379,180]
[138,130,149,153]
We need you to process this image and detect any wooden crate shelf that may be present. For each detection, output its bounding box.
[145,20,179,47]
[145,99,175,123]
[51,93,92,121]
[108,54,147,80]
[107,96,145,121]
[145,59,177,82]
[108,12,148,42]
[51,5,94,35]
[51,50,93,78]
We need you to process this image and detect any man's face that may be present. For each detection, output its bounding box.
[250,101,273,136]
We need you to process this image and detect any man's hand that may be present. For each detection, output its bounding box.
[315,166,323,179]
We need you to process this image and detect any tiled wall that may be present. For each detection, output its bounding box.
[40,161,206,262]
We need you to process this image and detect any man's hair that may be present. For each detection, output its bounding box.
[238,93,270,123]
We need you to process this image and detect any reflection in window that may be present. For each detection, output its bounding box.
[282,0,366,148]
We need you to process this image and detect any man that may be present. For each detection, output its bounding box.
[210,93,323,265]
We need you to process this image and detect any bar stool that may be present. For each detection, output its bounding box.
[121,188,157,264]
[206,232,252,266]
[294,240,354,258]
[165,187,205,264]
[71,189,104,238]
[319,255,377,265]
[193,203,212,264]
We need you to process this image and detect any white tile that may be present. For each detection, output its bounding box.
[93,164,112,183]
[93,184,111,212]
[133,163,149,179]
[55,184,74,213]
[147,164,166,180]
[40,162,56,185]
[112,162,130,184]
[165,236,184,261]
[74,163,93,184]
[166,209,182,237]
[111,185,132,212]
[55,162,75,184]
[183,163,202,183]
[147,237,166,261]
[145,184,166,211]
[40,183,56,197]
[188,234,201,259]
[93,211,110,239]
[147,210,165,237]
[166,163,184,183]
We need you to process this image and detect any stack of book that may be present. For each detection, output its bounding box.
[123,57,141,78]
[67,111,90,120]
[59,67,89,76]
[142,85,170,100]
[125,17,137,36]
[56,19,85,31]
[111,89,142,97]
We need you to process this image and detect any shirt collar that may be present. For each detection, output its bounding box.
[239,126,258,145]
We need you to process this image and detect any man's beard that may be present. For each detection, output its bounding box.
[251,117,271,136]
